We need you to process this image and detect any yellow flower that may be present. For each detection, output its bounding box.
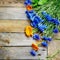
[25,26,33,37]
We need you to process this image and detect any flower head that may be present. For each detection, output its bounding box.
[33,16,44,24]
[31,22,37,28]
[41,41,48,47]
[52,18,60,25]
[42,11,52,21]
[26,5,32,11]
[33,34,40,40]
[25,26,33,37]
[53,28,59,33]
[32,43,39,51]
[30,50,37,56]
[38,23,47,32]
[25,10,36,21]
[24,0,32,6]
[42,36,52,41]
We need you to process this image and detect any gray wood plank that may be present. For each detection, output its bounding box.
[0,7,27,20]
[0,47,47,60]
[0,33,36,46]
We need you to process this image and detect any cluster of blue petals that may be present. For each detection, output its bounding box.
[53,28,59,33]
[33,34,40,40]
[41,41,48,47]
[24,0,60,56]
[42,36,52,41]
[24,0,32,5]
[42,11,60,25]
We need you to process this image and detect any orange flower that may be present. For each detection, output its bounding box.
[25,26,33,37]
[32,43,39,51]
[26,5,32,11]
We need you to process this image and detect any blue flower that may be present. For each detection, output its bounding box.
[42,11,60,25]
[31,22,37,28]
[42,11,52,21]
[38,23,47,32]
[24,0,32,5]
[33,16,44,24]
[30,50,36,56]
[33,34,40,40]
[45,14,52,21]
[52,18,60,25]
[25,10,36,21]
[42,36,52,41]
[53,28,59,33]
[30,16,44,27]
[41,42,48,47]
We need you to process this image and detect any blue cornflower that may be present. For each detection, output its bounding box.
[25,10,36,20]
[31,22,37,28]
[52,18,60,25]
[33,16,44,24]
[45,14,52,21]
[30,50,37,56]
[42,11,52,21]
[38,23,47,32]
[33,34,40,40]
[53,28,59,33]
[42,36,52,41]
[24,0,32,5]
[41,41,48,47]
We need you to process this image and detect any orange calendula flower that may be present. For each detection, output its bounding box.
[25,26,33,37]
[26,5,32,11]
[32,43,39,51]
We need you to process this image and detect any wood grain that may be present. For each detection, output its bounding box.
[0,0,48,59]
[0,33,36,46]
[48,33,60,56]
[0,0,24,7]
[0,20,30,32]
[0,7,27,20]
[0,47,47,59]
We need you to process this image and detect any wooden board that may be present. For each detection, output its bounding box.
[0,0,25,7]
[0,33,36,46]
[0,7,27,20]
[0,20,30,32]
[0,33,47,60]
[0,47,47,60]
[48,33,60,60]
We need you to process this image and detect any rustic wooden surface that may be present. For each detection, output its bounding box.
[0,33,47,60]
[48,33,60,60]
[0,0,60,60]
[0,7,27,20]
[0,20,30,32]
[0,0,47,60]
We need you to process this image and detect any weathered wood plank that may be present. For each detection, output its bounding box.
[0,0,25,7]
[0,7,27,20]
[0,33,36,46]
[0,20,30,32]
[0,47,47,60]
[48,33,60,56]
[48,33,60,60]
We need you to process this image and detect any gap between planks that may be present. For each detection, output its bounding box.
[0,47,47,60]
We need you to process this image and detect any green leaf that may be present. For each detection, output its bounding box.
[38,0,47,5]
